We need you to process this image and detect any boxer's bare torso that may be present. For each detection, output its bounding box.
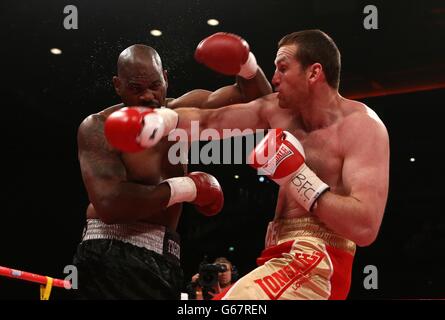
[264,94,384,221]
[84,103,185,230]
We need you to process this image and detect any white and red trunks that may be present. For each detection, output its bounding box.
[216,216,356,300]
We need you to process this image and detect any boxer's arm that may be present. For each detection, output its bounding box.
[313,115,390,247]
[174,94,272,139]
[78,114,172,224]
[169,69,272,110]
[170,32,272,109]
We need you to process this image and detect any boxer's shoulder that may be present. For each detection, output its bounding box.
[164,97,175,108]
[99,103,125,117]
[263,92,279,103]
[77,114,106,149]
[78,106,123,148]
[262,92,292,121]
[338,99,388,145]
[255,92,278,111]
[80,103,125,131]
[79,114,104,134]
[167,91,210,109]
[341,99,385,129]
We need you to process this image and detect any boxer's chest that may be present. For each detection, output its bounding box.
[122,138,186,185]
[276,125,347,217]
[290,126,345,192]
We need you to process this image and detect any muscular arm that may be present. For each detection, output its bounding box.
[78,115,171,224]
[174,95,272,140]
[313,115,390,247]
[169,69,272,110]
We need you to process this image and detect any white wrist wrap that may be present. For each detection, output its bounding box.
[287,163,329,212]
[157,107,179,134]
[238,52,258,79]
[165,177,197,207]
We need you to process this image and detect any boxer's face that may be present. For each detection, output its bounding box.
[113,61,167,108]
[272,44,310,109]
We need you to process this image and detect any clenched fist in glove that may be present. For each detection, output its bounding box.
[249,129,330,212]
[104,106,178,153]
[195,32,258,79]
[164,172,224,216]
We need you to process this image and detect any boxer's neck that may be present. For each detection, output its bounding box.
[297,84,341,131]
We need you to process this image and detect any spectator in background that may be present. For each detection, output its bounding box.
[187,257,235,300]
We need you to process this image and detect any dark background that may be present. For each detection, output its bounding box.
[0,0,444,299]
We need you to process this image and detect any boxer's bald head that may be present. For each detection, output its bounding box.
[113,44,168,108]
[117,45,163,77]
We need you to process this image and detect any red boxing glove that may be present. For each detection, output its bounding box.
[249,129,306,183]
[104,107,154,153]
[188,172,224,216]
[195,32,258,79]
[104,107,178,153]
[249,129,329,212]
[164,172,224,216]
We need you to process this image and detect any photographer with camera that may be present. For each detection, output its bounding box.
[187,257,235,300]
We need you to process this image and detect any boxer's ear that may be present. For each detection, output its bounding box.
[113,76,122,96]
[163,70,168,89]
[307,63,322,85]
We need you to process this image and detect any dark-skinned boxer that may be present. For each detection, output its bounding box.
[74,32,272,299]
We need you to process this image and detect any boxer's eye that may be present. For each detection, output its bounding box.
[150,81,162,90]
[130,86,142,93]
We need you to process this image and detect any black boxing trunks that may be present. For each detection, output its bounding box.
[73,219,183,299]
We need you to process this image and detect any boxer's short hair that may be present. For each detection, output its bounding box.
[278,29,341,89]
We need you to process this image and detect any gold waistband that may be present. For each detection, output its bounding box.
[270,216,356,255]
